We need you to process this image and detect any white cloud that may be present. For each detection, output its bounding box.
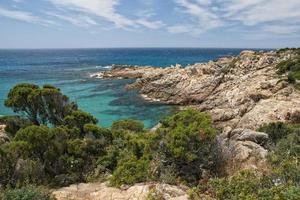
[171,0,300,36]
[262,25,300,34]
[167,25,191,34]
[174,0,222,30]
[136,19,164,29]
[0,6,55,26]
[47,0,164,30]
[224,0,300,25]
[46,12,97,28]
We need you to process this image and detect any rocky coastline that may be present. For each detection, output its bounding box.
[100,49,300,131]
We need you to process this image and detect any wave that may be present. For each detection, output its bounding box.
[95,65,112,69]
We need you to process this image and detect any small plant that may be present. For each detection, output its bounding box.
[258,122,293,145]
[146,187,164,200]
[1,186,54,200]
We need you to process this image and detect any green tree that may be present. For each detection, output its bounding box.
[5,83,77,126]
[64,110,98,136]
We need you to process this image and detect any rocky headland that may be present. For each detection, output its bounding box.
[102,50,300,131]
[97,49,300,178]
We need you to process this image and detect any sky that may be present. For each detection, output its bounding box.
[0,0,300,49]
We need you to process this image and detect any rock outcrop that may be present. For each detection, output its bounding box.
[0,125,9,145]
[218,128,269,175]
[102,50,300,130]
[52,182,189,200]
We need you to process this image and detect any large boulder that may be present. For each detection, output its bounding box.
[52,182,188,200]
[218,128,269,175]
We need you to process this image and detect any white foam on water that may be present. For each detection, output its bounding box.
[89,72,104,79]
[95,65,112,69]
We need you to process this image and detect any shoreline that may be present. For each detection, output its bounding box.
[94,49,300,130]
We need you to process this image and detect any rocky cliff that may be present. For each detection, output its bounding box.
[102,49,300,130]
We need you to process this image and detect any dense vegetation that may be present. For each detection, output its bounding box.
[276,48,300,90]
[0,83,299,199]
[189,122,300,200]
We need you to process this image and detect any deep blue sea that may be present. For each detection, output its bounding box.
[0,48,249,128]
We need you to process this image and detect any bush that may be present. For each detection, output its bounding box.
[83,123,112,143]
[270,132,300,184]
[110,154,150,187]
[280,186,300,200]
[13,159,46,186]
[277,60,296,74]
[1,186,54,200]
[111,119,144,133]
[64,110,98,136]
[191,170,300,200]
[0,148,15,186]
[152,109,218,185]
[258,122,293,145]
[287,72,296,83]
[0,116,32,136]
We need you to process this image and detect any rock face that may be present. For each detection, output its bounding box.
[52,182,188,200]
[102,50,300,130]
[0,125,10,145]
[218,128,269,175]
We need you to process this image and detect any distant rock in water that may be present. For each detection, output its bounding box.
[102,49,300,130]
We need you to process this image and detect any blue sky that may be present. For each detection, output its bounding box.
[0,0,300,48]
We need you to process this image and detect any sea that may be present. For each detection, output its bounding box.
[0,48,256,128]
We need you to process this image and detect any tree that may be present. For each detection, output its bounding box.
[5,83,77,126]
[64,110,98,137]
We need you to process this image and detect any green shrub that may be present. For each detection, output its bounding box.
[295,83,300,91]
[83,123,112,143]
[64,110,98,136]
[1,186,54,200]
[111,119,144,133]
[146,188,164,200]
[277,60,296,74]
[258,122,293,145]
[0,148,15,186]
[110,154,150,187]
[0,116,32,136]
[270,132,300,184]
[152,109,218,185]
[287,72,296,83]
[280,186,300,200]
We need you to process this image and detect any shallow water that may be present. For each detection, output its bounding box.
[0,48,252,128]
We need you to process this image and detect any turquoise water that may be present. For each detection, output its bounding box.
[0,48,247,128]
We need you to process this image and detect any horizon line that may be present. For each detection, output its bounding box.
[0,46,276,50]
